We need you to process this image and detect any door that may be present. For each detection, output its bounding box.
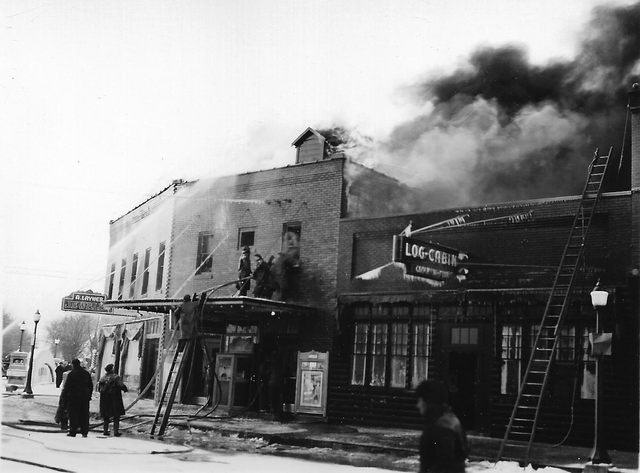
[140,338,159,399]
[448,351,478,430]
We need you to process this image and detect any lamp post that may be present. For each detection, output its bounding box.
[22,310,42,399]
[589,283,611,464]
[53,339,60,358]
[18,321,27,351]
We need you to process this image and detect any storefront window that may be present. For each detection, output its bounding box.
[581,327,596,400]
[351,322,368,385]
[390,323,408,388]
[370,324,388,386]
[501,325,522,395]
[412,321,432,388]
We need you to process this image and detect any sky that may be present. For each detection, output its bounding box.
[0,0,633,327]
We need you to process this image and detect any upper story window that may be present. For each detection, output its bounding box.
[196,232,214,274]
[238,228,255,249]
[141,248,151,295]
[155,242,166,291]
[282,222,301,261]
[107,263,116,300]
[129,253,138,298]
[117,258,127,300]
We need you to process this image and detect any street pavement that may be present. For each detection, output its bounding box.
[2,381,638,472]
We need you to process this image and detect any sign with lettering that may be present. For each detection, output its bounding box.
[61,291,109,313]
[392,235,463,282]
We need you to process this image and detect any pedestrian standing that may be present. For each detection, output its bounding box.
[55,361,66,388]
[98,363,128,436]
[415,380,468,473]
[61,358,93,437]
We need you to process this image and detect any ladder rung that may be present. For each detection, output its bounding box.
[512,418,534,423]
[516,406,537,410]
[522,393,541,396]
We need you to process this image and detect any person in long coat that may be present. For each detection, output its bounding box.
[55,361,66,388]
[415,380,468,473]
[98,363,128,436]
[61,358,93,437]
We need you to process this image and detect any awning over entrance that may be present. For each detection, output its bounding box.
[104,296,316,316]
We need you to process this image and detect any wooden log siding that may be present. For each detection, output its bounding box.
[328,295,638,452]
[489,293,638,451]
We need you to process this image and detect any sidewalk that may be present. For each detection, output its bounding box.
[11,383,639,473]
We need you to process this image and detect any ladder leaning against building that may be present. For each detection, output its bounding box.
[496,147,613,464]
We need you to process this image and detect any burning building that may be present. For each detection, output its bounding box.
[96,127,418,411]
[327,86,640,455]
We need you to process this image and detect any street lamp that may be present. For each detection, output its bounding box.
[53,339,60,358]
[22,310,42,398]
[18,321,27,351]
[589,282,611,464]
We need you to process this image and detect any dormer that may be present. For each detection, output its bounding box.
[292,127,327,164]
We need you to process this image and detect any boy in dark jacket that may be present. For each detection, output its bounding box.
[415,380,468,473]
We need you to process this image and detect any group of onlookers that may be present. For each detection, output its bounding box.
[54,359,128,437]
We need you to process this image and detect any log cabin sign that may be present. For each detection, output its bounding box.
[392,235,464,282]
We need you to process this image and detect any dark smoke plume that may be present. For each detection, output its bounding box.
[329,2,640,208]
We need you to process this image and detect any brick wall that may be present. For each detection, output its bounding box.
[166,159,346,349]
[105,183,179,300]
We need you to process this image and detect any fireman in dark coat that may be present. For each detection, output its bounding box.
[236,246,252,295]
[416,380,468,473]
[98,363,128,436]
[252,254,273,298]
[61,358,93,437]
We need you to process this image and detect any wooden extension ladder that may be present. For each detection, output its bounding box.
[497,147,612,464]
[150,338,194,437]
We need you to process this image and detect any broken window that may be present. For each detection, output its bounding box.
[390,323,409,388]
[282,222,301,262]
[412,306,434,388]
[238,228,255,249]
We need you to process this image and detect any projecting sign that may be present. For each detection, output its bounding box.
[392,235,463,282]
[61,291,109,313]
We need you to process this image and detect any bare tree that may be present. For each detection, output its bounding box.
[46,315,99,361]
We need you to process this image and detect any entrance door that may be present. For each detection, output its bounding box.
[448,352,478,430]
[140,338,159,399]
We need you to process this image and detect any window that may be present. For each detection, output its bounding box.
[196,232,214,274]
[350,304,434,389]
[155,242,165,291]
[531,325,575,361]
[238,228,255,249]
[412,321,433,388]
[117,258,127,300]
[581,327,596,399]
[141,248,151,295]
[451,327,479,345]
[370,324,388,386]
[390,323,409,388]
[129,254,138,298]
[107,263,116,300]
[282,222,301,262]
[500,325,522,395]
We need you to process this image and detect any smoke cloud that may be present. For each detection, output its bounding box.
[327,2,640,208]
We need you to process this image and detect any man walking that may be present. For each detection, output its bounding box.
[61,358,93,437]
[415,380,468,473]
[98,363,128,436]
